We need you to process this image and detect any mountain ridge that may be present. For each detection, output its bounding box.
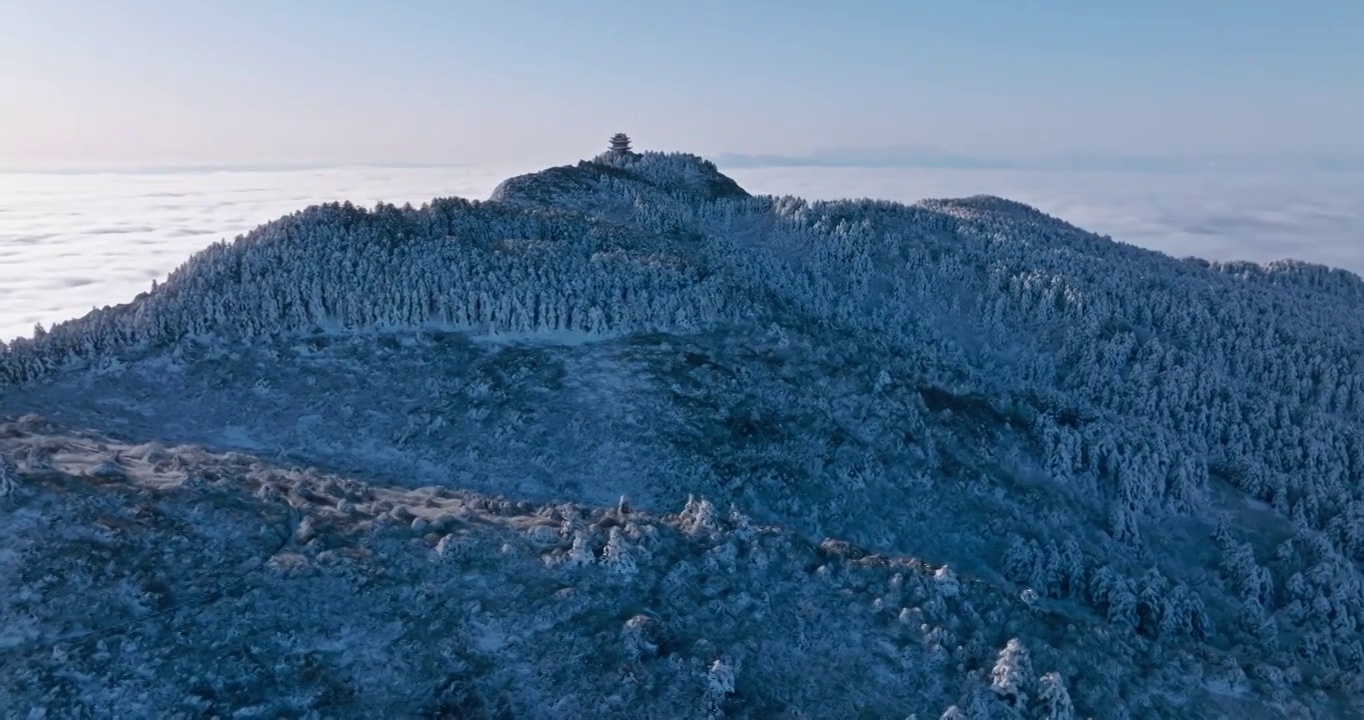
[3,150,1364,717]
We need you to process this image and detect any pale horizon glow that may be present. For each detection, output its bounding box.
[2,1,1363,168]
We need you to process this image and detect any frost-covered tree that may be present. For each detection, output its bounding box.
[1035,672,1075,720]
[990,638,1035,707]
[0,451,15,498]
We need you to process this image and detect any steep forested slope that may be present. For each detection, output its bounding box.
[2,149,1363,718]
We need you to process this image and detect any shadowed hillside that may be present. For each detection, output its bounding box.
[4,149,1364,718]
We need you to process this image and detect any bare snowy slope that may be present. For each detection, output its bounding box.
[4,149,1364,718]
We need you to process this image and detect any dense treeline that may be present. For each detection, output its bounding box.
[6,149,1364,709]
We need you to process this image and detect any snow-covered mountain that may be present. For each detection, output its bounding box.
[3,148,1364,718]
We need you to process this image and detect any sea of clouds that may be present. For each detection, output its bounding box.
[3,163,1362,342]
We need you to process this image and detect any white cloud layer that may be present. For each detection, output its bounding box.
[3,164,1362,342]
[727,166,1364,275]
[0,165,532,342]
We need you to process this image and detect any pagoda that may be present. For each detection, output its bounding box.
[608,133,633,153]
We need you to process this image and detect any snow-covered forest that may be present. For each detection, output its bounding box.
[3,149,1364,718]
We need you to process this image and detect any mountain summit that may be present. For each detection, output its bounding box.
[3,149,1364,718]
[490,146,750,208]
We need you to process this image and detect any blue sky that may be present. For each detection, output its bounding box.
[2,0,1361,167]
